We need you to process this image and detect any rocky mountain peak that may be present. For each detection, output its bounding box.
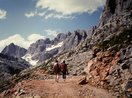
[99,0,132,27]
[9,42,15,46]
[1,43,27,58]
[23,30,89,64]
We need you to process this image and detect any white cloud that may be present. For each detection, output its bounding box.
[27,34,45,41]
[0,9,7,20]
[44,13,75,19]
[36,0,106,15]
[25,0,105,19]
[0,34,45,52]
[45,29,60,38]
[44,13,54,19]
[25,12,35,18]
[37,12,46,17]
[25,10,74,19]
[25,10,46,18]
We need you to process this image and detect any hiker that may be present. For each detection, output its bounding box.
[53,60,61,82]
[60,60,68,81]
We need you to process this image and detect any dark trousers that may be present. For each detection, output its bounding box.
[62,71,66,79]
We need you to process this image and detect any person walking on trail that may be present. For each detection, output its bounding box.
[53,60,61,82]
[60,60,68,82]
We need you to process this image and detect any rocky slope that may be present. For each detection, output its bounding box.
[1,43,27,58]
[38,29,94,75]
[0,53,30,92]
[84,0,132,97]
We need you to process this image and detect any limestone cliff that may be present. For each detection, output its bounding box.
[86,0,132,97]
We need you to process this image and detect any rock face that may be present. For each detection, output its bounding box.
[23,30,90,65]
[1,43,27,58]
[85,0,132,97]
[99,0,132,28]
[59,30,88,52]
[0,53,30,78]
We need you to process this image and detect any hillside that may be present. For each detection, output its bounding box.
[85,0,132,97]
[0,53,30,92]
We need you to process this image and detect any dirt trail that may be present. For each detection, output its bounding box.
[0,75,116,98]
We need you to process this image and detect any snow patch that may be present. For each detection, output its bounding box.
[46,41,63,51]
[22,54,38,66]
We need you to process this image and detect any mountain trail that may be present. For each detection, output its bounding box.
[0,74,116,98]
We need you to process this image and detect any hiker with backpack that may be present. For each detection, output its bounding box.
[53,60,61,82]
[60,60,68,82]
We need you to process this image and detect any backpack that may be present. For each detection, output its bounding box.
[53,63,61,73]
[60,63,67,72]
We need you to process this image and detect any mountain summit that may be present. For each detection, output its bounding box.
[1,43,27,58]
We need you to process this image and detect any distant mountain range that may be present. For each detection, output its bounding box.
[1,30,90,66]
[25,30,91,65]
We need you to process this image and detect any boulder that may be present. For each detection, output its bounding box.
[78,76,88,85]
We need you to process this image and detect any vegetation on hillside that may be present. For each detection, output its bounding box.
[96,29,132,52]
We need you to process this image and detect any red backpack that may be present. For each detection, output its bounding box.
[60,63,67,71]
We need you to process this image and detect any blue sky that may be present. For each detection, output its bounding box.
[0,0,106,51]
